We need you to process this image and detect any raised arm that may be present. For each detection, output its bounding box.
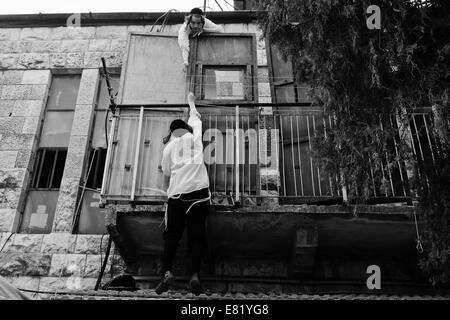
[187,92,202,139]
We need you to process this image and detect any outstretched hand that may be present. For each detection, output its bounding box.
[187,92,195,105]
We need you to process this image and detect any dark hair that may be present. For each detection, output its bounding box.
[190,8,204,15]
[170,119,192,133]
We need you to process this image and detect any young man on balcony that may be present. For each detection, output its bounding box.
[156,92,211,295]
[178,7,224,71]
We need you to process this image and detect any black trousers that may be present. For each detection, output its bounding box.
[162,188,209,276]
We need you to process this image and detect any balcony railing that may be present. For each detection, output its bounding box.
[100,103,441,206]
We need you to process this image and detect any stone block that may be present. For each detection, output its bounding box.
[65,53,84,68]
[49,53,67,68]
[14,149,32,169]
[0,151,18,169]
[49,253,87,276]
[78,277,97,290]
[71,105,94,136]
[83,52,102,68]
[22,117,40,134]
[38,276,68,292]
[0,133,34,151]
[102,52,123,68]
[84,254,102,278]
[88,39,110,52]
[29,84,49,100]
[17,53,50,69]
[7,276,39,295]
[110,40,126,52]
[257,49,267,66]
[50,27,96,40]
[0,252,51,276]
[0,116,25,134]
[0,41,17,54]
[1,70,24,85]
[75,69,99,105]
[0,54,19,69]
[0,85,32,100]
[41,233,77,254]
[0,29,21,41]
[127,25,145,33]
[8,234,44,253]
[0,100,14,117]
[21,70,50,85]
[13,100,43,117]
[0,167,26,187]
[8,276,40,292]
[74,235,107,255]
[60,40,89,53]
[31,41,61,53]
[20,28,51,41]
[95,26,128,39]
[0,208,15,232]
[16,41,32,53]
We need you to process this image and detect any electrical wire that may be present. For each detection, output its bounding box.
[149,9,178,33]
[159,9,178,32]
[214,0,224,11]
[222,0,238,10]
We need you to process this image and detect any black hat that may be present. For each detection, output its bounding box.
[190,8,204,15]
[170,119,193,133]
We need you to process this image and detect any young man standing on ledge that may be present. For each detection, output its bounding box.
[156,92,211,295]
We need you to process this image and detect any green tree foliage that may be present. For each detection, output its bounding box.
[257,0,450,283]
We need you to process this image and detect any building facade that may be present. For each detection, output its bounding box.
[0,9,444,297]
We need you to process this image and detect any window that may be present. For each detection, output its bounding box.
[74,74,119,234]
[31,149,67,189]
[191,34,257,103]
[203,67,247,100]
[19,74,81,233]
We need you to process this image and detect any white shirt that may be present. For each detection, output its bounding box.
[177,17,224,65]
[161,109,210,198]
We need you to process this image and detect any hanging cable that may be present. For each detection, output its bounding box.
[159,9,178,32]
[150,9,178,32]
[214,0,224,11]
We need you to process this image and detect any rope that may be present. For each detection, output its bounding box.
[413,205,424,253]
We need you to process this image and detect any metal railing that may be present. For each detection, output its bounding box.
[99,103,441,206]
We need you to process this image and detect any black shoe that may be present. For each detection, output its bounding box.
[155,271,175,294]
[189,275,202,296]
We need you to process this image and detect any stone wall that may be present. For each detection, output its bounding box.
[0,233,125,297]
[0,21,276,293]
